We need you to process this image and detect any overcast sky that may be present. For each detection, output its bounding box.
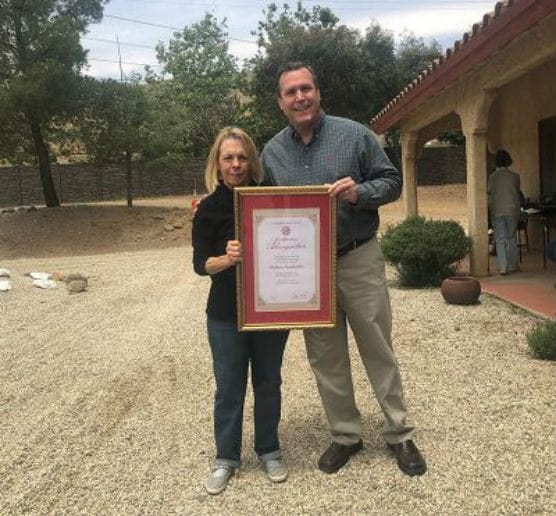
[82,0,496,80]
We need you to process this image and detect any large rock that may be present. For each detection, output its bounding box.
[66,279,88,294]
[64,273,88,284]
[64,273,88,294]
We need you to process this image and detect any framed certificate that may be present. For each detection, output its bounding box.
[234,186,337,331]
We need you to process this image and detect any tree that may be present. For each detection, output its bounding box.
[0,92,30,163]
[438,131,465,146]
[0,0,106,207]
[382,32,443,157]
[147,13,243,158]
[246,3,374,144]
[140,80,189,161]
[78,78,151,208]
[395,31,442,91]
[359,23,398,114]
[244,4,411,146]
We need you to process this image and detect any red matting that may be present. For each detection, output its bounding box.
[236,188,336,330]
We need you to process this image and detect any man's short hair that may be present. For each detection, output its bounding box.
[275,62,319,95]
[495,149,513,167]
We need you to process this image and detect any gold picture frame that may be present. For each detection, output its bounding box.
[234,185,337,331]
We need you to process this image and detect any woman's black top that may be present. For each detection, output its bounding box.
[192,183,238,321]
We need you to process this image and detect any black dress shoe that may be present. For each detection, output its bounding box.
[318,440,363,473]
[387,439,427,477]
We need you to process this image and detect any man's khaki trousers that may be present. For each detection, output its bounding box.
[304,237,414,445]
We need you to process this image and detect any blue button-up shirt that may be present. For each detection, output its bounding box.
[261,113,402,247]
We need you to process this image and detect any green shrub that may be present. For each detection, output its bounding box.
[527,321,556,360]
[381,216,472,287]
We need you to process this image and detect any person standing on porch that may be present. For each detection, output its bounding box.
[488,149,521,275]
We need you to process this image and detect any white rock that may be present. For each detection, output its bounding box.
[32,279,57,289]
[0,278,11,291]
[30,272,51,280]
[0,268,10,278]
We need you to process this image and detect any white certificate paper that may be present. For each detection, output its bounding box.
[253,208,320,311]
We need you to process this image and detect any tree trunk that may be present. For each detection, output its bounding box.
[28,112,60,208]
[15,10,60,208]
[125,149,133,208]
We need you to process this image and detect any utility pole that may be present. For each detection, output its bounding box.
[117,34,133,208]
[117,34,124,83]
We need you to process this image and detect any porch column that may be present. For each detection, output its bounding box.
[400,130,418,217]
[465,130,489,276]
[460,89,496,277]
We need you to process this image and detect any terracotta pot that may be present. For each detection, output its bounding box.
[440,276,481,305]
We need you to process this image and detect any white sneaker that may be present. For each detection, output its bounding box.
[205,466,234,495]
[263,458,288,483]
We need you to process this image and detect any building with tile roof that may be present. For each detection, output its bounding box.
[370,0,556,276]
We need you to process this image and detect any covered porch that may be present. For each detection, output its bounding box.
[371,0,556,279]
[481,254,556,319]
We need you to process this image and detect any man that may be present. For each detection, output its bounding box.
[261,62,426,477]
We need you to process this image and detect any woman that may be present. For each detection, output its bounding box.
[488,149,521,275]
[192,127,289,495]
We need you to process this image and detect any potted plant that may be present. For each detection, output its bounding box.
[440,275,481,305]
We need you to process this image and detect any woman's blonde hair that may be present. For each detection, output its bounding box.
[204,127,263,192]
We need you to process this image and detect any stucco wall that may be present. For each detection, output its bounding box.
[416,145,466,185]
[490,57,556,199]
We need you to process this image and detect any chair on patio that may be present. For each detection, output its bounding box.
[517,215,529,262]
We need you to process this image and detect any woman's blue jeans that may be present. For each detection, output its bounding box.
[207,317,288,467]
[492,215,519,272]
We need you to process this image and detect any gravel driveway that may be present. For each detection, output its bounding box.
[1,246,554,515]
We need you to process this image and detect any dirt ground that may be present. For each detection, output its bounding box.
[0,184,467,260]
[0,199,190,260]
[6,185,552,515]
